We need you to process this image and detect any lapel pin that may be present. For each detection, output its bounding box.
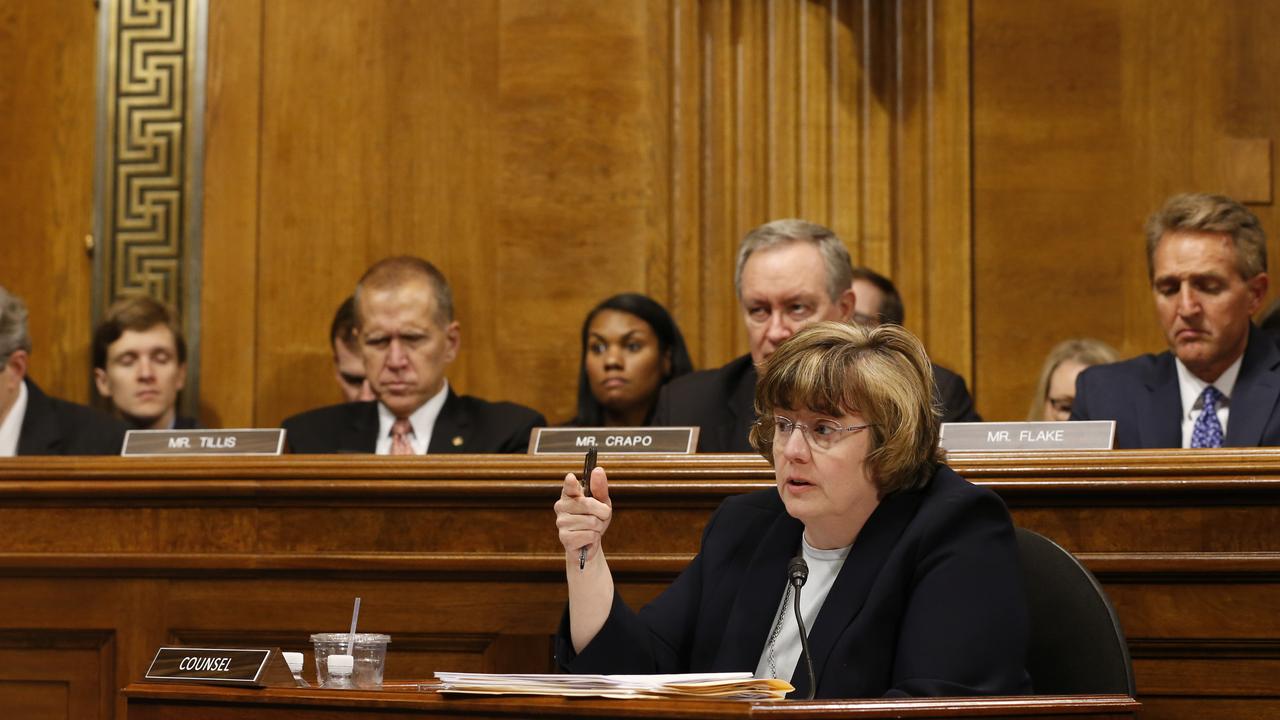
[452,436,464,447]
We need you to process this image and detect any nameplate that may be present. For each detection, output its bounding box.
[940,421,1116,452]
[122,429,286,456]
[144,647,294,687]
[529,427,699,454]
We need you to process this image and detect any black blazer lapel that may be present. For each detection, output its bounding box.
[711,511,803,671]
[428,390,470,453]
[1226,325,1280,447]
[725,362,758,453]
[16,380,61,454]
[341,402,379,453]
[787,487,924,699]
[1139,354,1183,449]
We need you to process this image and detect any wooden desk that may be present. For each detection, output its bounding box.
[121,683,1141,719]
[1,450,1277,719]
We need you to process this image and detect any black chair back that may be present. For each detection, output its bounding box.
[1016,527,1135,695]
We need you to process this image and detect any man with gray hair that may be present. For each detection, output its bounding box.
[283,256,545,454]
[0,286,126,455]
[652,219,857,452]
[1072,193,1280,448]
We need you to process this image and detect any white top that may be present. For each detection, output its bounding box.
[0,381,28,457]
[1175,355,1242,448]
[375,380,449,455]
[753,536,852,683]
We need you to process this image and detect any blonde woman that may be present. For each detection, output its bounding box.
[1028,339,1120,421]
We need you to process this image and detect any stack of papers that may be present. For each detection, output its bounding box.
[433,671,793,700]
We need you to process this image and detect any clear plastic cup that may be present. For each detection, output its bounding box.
[310,633,390,689]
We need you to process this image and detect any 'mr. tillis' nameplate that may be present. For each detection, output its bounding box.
[529,427,699,454]
[122,429,286,456]
[940,421,1116,452]
[144,647,294,687]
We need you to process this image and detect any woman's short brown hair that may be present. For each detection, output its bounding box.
[750,321,943,495]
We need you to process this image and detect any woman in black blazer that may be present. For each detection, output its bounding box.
[554,321,1031,698]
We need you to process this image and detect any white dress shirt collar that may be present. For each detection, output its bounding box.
[0,380,29,457]
[375,380,449,455]
[1175,354,1242,448]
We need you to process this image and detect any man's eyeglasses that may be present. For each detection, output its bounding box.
[769,415,872,451]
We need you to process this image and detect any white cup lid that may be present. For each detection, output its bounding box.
[327,654,354,674]
[281,651,304,672]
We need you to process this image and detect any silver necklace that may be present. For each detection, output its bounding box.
[765,582,793,678]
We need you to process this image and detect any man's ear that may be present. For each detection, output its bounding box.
[1247,272,1270,315]
[444,321,461,364]
[93,366,111,398]
[836,286,856,322]
[6,350,28,384]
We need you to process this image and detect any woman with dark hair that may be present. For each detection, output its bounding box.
[571,294,694,427]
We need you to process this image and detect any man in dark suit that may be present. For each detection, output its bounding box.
[1073,193,1278,448]
[652,219,856,452]
[283,256,544,454]
[92,295,198,430]
[329,295,375,403]
[849,266,981,423]
[0,286,126,456]
[653,220,976,453]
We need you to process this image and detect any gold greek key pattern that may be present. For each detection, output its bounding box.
[104,0,193,308]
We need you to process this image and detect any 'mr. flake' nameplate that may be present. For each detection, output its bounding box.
[122,429,286,457]
[529,427,700,454]
[144,647,294,687]
[940,421,1116,452]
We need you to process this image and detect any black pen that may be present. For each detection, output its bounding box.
[578,448,597,570]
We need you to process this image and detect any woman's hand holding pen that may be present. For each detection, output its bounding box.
[556,466,612,568]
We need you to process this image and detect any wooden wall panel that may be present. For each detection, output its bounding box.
[973,0,1280,421]
[200,0,263,429]
[193,0,973,427]
[677,0,971,371]
[0,0,98,403]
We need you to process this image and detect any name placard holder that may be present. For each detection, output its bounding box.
[144,647,295,687]
[940,421,1116,452]
[529,427,700,454]
[122,429,286,457]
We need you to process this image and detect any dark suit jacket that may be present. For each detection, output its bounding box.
[556,465,1030,698]
[281,388,545,454]
[17,379,126,455]
[652,355,981,452]
[1071,325,1280,449]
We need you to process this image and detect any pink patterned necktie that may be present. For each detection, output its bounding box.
[391,418,415,455]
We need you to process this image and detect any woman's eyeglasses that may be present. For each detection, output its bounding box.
[770,416,871,451]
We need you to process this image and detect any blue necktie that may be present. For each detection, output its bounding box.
[1190,386,1224,449]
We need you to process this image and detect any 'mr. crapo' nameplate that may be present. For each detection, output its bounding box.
[122,429,286,456]
[529,427,699,454]
[940,421,1115,452]
[144,647,293,687]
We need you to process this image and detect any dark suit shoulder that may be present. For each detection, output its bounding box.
[282,402,376,454]
[19,380,126,455]
[441,393,545,454]
[931,364,981,423]
[652,355,756,452]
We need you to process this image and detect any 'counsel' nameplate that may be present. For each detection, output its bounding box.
[529,427,699,454]
[940,421,1116,452]
[144,647,294,687]
[122,429,286,456]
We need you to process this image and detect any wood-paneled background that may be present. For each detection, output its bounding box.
[1,0,1277,426]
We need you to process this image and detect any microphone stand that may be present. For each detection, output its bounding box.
[787,555,816,700]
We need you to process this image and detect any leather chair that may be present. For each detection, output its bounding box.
[1016,527,1135,695]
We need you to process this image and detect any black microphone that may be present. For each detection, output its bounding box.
[788,555,816,700]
